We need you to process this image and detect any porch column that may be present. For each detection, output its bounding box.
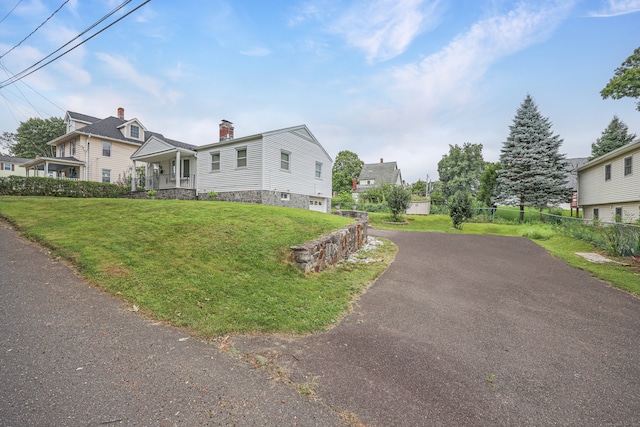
[131,160,137,191]
[44,162,49,177]
[175,151,181,189]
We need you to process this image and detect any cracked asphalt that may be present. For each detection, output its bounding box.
[3,223,640,426]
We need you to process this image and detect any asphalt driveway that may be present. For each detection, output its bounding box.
[3,222,640,426]
[236,229,640,426]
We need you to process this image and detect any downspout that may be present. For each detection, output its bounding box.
[85,134,92,181]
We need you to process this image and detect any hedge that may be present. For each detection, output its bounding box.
[0,176,127,198]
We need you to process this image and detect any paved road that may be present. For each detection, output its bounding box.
[3,222,640,426]
[0,222,342,426]
[236,229,640,426]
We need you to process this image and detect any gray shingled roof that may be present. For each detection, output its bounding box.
[359,161,401,185]
[146,131,198,151]
[0,155,33,164]
[73,116,143,145]
[565,157,588,191]
[67,111,101,124]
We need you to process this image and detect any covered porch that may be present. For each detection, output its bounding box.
[20,157,84,180]
[131,149,197,192]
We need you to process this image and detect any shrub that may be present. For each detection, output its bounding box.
[0,176,126,198]
[387,185,411,222]
[207,191,218,199]
[147,190,157,197]
[449,191,473,229]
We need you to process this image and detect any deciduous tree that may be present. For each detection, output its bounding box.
[601,46,640,111]
[589,115,636,160]
[11,117,65,158]
[477,162,501,207]
[332,150,364,193]
[437,143,485,199]
[495,95,571,221]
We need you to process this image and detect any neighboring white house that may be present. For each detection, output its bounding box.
[194,121,333,213]
[577,138,640,223]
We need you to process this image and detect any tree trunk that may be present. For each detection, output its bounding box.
[519,196,525,222]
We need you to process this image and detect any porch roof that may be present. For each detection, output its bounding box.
[20,156,85,170]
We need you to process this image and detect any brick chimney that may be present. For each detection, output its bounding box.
[380,158,383,163]
[219,120,234,141]
[117,107,124,120]
[352,177,357,191]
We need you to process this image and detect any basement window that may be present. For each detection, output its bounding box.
[281,192,290,201]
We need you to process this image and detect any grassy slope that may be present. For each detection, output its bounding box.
[0,197,395,336]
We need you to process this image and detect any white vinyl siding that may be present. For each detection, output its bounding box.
[197,139,263,192]
[578,142,640,222]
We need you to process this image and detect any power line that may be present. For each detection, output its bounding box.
[0,0,23,26]
[0,0,149,89]
[0,0,69,60]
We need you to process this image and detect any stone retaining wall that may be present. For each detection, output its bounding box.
[290,214,369,273]
[126,188,197,200]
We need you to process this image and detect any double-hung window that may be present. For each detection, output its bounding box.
[131,125,140,139]
[182,159,190,178]
[604,164,611,181]
[281,151,290,171]
[102,141,111,157]
[211,152,220,171]
[315,162,322,178]
[624,156,632,176]
[59,143,65,157]
[102,169,111,183]
[236,148,247,168]
[70,139,76,156]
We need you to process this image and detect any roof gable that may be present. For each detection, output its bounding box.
[359,162,401,184]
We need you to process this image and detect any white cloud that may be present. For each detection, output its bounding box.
[391,1,575,111]
[330,0,443,63]
[95,52,181,104]
[589,0,640,17]
[239,47,272,57]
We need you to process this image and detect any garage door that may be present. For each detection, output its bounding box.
[309,197,325,213]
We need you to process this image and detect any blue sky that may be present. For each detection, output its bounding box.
[0,0,638,184]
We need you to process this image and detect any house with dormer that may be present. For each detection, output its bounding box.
[21,108,149,184]
[356,159,403,193]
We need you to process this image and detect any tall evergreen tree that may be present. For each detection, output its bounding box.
[495,95,571,221]
[589,115,636,160]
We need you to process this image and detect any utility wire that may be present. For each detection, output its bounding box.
[0,0,69,59]
[0,0,23,26]
[0,0,149,89]
[0,0,132,85]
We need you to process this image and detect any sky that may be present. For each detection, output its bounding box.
[0,0,638,184]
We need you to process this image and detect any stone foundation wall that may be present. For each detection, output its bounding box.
[126,188,197,200]
[290,217,369,273]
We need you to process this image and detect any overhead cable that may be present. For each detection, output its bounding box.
[0,0,69,59]
[0,0,24,26]
[0,0,149,89]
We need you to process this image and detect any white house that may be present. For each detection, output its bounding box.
[577,138,640,223]
[1,156,38,177]
[195,121,333,213]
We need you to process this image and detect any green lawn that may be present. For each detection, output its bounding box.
[0,197,396,336]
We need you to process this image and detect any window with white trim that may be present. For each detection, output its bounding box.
[102,169,111,183]
[182,159,190,178]
[131,125,140,139]
[315,161,322,178]
[593,208,599,220]
[604,164,611,181]
[281,192,290,201]
[211,152,220,171]
[70,139,76,156]
[3,163,12,171]
[102,141,111,157]
[236,148,247,168]
[59,143,65,157]
[624,156,632,176]
[281,151,290,171]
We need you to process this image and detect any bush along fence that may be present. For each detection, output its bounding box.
[474,207,640,258]
[0,176,127,198]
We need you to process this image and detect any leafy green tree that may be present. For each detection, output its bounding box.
[601,46,640,111]
[495,95,571,222]
[589,115,636,160]
[411,179,426,196]
[360,182,393,204]
[0,131,16,156]
[477,162,501,207]
[387,185,411,222]
[437,142,485,199]
[11,117,65,158]
[429,181,445,205]
[449,190,473,229]
[332,150,364,193]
